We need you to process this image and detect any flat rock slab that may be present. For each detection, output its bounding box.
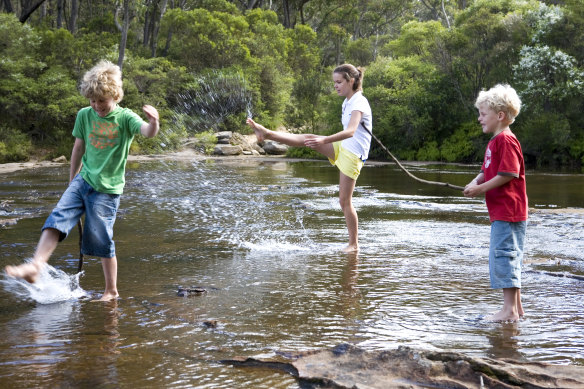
[222,344,584,388]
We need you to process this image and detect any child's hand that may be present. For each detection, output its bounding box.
[463,183,480,197]
[304,134,324,149]
[143,105,159,122]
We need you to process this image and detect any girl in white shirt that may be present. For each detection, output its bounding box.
[247,64,372,252]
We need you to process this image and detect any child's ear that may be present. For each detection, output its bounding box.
[497,111,506,121]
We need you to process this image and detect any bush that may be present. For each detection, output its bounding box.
[0,126,32,163]
[417,141,441,161]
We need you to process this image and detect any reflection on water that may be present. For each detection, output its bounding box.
[0,159,583,387]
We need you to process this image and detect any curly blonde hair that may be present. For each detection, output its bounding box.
[475,84,521,123]
[79,60,124,103]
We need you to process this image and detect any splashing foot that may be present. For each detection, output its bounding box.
[246,118,269,142]
[4,262,43,284]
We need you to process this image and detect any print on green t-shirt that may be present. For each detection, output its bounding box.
[72,106,144,194]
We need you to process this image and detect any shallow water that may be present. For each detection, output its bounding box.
[1,158,583,388]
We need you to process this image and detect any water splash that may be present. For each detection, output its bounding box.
[171,70,253,135]
[2,262,88,304]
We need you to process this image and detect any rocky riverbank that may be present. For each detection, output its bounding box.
[223,343,584,388]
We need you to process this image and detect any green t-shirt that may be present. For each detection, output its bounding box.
[72,106,144,194]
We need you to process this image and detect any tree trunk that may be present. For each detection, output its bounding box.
[19,0,46,23]
[118,0,130,71]
[143,0,153,47]
[150,0,168,57]
[3,0,13,13]
[56,0,64,28]
[282,0,291,28]
[69,0,79,33]
[114,1,123,32]
[162,25,173,57]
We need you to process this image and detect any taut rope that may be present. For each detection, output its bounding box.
[362,123,465,191]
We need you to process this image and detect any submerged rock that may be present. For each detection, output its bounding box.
[221,344,584,388]
[177,287,207,297]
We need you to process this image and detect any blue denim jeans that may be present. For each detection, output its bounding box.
[489,220,526,289]
[42,174,120,258]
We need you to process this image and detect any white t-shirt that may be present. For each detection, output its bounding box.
[340,91,373,161]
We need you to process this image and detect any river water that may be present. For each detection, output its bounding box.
[1,158,583,388]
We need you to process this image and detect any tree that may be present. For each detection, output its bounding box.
[118,0,131,70]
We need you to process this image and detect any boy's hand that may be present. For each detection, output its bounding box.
[463,183,481,197]
[143,105,159,122]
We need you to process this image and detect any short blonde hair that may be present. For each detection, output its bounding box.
[475,84,521,123]
[79,60,124,103]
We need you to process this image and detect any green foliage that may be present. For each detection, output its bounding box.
[518,111,572,168]
[384,20,445,58]
[416,141,441,161]
[286,146,326,160]
[440,122,482,163]
[0,1,583,169]
[161,8,251,70]
[194,130,218,155]
[345,38,375,65]
[0,126,32,163]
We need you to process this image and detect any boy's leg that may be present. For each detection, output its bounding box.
[98,256,118,301]
[5,175,86,283]
[517,288,524,317]
[487,287,520,322]
[83,189,120,301]
[339,172,358,252]
[4,228,61,283]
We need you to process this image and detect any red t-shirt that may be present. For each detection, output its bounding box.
[481,130,528,222]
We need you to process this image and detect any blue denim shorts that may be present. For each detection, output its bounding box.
[42,174,120,258]
[489,220,526,289]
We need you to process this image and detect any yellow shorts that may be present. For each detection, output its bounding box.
[328,142,364,180]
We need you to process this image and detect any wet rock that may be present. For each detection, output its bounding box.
[0,218,18,227]
[52,155,67,163]
[262,140,288,155]
[221,344,584,389]
[216,131,233,144]
[252,143,266,155]
[177,287,208,297]
[203,320,218,328]
[213,144,243,156]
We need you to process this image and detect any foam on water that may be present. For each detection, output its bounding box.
[2,262,88,304]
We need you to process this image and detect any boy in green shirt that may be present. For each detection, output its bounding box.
[5,60,159,301]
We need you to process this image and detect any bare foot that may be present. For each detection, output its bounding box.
[485,310,520,323]
[342,244,359,253]
[246,118,269,142]
[92,293,119,302]
[4,262,43,283]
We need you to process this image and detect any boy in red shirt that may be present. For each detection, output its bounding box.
[464,84,527,322]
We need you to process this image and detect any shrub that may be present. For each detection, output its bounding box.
[0,126,32,163]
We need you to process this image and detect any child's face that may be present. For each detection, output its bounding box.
[90,96,116,117]
[477,103,505,135]
[333,72,354,98]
